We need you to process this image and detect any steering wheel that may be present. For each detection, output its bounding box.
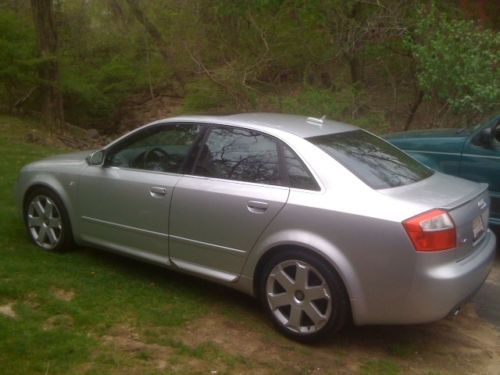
[144,147,171,172]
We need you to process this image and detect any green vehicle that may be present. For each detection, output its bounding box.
[386,116,500,227]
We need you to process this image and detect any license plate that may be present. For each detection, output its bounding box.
[472,215,485,240]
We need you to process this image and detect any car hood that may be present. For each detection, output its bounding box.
[24,150,93,170]
[42,150,94,162]
[384,129,467,153]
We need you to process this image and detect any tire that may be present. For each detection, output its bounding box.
[24,187,73,252]
[259,249,349,342]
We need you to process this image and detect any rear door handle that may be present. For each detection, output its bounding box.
[247,200,269,213]
[150,186,167,197]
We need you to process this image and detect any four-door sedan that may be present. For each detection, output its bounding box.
[16,113,496,341]
[386,116,500,227]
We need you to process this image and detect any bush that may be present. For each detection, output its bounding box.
[268,87,389,133]
[406,5,500,121]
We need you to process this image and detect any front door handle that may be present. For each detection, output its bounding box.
[150,186,167,197]
[247,200,269,213]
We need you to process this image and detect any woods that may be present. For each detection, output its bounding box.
[0,0,498,133]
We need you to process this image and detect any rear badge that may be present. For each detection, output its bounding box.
[477,198,487,210]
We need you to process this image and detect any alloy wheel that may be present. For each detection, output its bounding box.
[27,195,63,250]
[265,259,332,334]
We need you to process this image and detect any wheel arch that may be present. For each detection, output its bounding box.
[22,181,76,239]
[251,241,356,322]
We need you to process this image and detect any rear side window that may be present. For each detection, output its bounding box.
[283,146,320,191]
[193,127,282,185]
[308,130,433,189]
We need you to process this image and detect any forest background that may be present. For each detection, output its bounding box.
[0,0,499,137]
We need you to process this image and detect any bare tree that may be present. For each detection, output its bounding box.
[124,0,183,92]
[31,0,64,127]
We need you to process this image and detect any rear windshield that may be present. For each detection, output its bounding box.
[308,130,433,189]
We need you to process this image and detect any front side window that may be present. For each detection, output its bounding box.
[107,123,201,173]
[308,130,433,189]
[193,127,282,185]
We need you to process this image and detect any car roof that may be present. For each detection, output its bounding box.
[158,113,358,139]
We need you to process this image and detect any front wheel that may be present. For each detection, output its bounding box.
[259,250,349,342]
[24,188,73,252]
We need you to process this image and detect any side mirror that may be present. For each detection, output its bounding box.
[479,127,493,148]
[86,150,105,166]
[494,122,500,143]
[479,119,500,148]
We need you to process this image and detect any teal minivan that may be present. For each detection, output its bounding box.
[386,116,500,226]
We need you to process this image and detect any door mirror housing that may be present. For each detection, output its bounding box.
[479,119,500,148]
[86,150,105,166]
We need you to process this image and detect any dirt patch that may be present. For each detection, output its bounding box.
[174,303,500,374]
[51,288,75,302]
[0,302,17,319]
[100,324,208,374]
[43,314,74,331]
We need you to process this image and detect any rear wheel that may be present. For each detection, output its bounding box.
[259,250,348,342]
[24,188,73,252]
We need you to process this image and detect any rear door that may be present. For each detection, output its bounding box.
[169,126,289,280]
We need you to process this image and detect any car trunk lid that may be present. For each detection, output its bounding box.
[381,172,490,260]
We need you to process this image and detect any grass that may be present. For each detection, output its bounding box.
[0,115,224,373]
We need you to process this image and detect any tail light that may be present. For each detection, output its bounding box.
[403,209,456,251]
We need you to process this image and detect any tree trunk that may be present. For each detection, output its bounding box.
[125,0,183,93]
[31,0,64,128]
[404,90,424,131]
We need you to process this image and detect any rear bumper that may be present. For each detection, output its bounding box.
[355,229,496,325]
[398,229,496,324]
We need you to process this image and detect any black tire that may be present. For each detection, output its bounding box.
[259,249,349,342]
[24,187,73,252]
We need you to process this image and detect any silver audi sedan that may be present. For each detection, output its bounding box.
[16,113,496,341]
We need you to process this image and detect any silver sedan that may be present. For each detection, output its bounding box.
[16,113,496,341]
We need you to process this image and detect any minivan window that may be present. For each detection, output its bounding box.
[308,130,433,189]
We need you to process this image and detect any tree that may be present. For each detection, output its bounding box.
[405,5,500,126]
[124,0,184,93]
[31,0,64,127]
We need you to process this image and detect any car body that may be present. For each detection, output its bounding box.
[16,113,496,341]
[385,116,500,227]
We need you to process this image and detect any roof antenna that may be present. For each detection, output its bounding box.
[306,115,326,127]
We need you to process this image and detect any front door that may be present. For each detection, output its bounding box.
[78,123,202,264]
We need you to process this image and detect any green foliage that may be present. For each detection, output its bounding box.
[406,5,500,119]
[0,10,38,109]
[271,87,389,133]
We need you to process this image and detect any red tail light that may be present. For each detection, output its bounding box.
[403,209,456,252]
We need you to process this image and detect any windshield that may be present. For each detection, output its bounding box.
[308,130,433,189]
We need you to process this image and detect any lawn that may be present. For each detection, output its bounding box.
[0,115,498,375]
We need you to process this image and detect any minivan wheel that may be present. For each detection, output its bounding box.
[259,250,348,342]
[24,188,73,252]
